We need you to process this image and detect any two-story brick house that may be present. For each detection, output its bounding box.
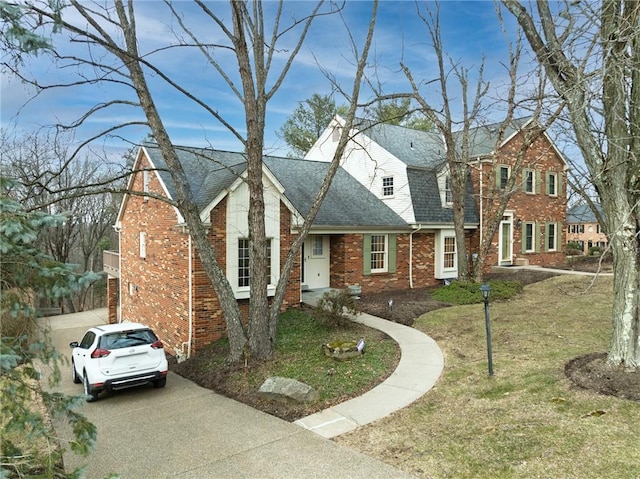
[305,116,567,271]
[106,117,566,358]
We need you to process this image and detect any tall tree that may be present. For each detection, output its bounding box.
[503,0,640,369]
[278,93,347,157]
[4,0,378,363]
[400,1,553,282]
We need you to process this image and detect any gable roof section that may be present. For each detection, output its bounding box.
[454,117,532,158]
[407,168,480,225]
[352,116,534,165]
[354,119,444,168]
[263,156,406,228]
[144,145,247,212]
[143,145,406,229]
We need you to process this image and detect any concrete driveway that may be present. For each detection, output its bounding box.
[41,310,413,478]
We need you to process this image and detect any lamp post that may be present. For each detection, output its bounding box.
[480,283,494,377]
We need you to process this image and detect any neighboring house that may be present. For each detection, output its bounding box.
[305,116,567,271]
[566,203,607,254]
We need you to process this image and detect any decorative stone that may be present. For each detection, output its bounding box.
[258,376,319,403]
[322,339,365,360]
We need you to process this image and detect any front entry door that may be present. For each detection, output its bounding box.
[303,235,330,290]
[499,214,513,265]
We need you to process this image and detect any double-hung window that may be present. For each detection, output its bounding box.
[547,172,558,196]
[445,176,453,204]
[546,223,557,251]
[499,165,510,190]
[524,170,534,193]
[524,223,534,252]
[238,238,273,287]
[370,234,387,272]
[443,237,456,269]
[382,176,394,197]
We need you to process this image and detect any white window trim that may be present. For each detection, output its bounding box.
[524,169,535,194]
[143,170,150,202]
[524,222,535,253]
[382,176,394,198]
[547,171,558,196]
[444,176,453,206]
[139,232,146,258]
[547,223,557,252]
[500,165,511,189]
[370,234,388,273]
[235,237,276,299]
[442,236,457,271]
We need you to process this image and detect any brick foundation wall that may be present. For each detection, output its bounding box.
[329,232,441,295]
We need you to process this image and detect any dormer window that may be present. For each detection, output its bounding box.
[382,176,394,197]
[445,176,453,204]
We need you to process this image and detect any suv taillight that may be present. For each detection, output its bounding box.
[91,348,111,358]
[151,340,164,349]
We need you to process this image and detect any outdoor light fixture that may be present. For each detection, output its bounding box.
[479,283,494,377]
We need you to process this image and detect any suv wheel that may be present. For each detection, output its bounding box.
[153,377,167,388]
[71,360,81,384]
[83,373,99,402]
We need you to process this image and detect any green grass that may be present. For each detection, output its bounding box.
[336,275,640,479]
[173,307,399,418]
[431,280,523,304]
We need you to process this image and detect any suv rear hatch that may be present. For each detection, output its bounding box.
[97,328,164,377]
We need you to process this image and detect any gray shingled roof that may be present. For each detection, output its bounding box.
[567,203,604,224]
[145,146,246,212]
[355,119,444,168]
[355,117,532,165]
[454,117,532,157]
[144,145,406,228]
[407,168,479,224]
[263,156,406,227]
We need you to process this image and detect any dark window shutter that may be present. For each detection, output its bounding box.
[363,234,371,276]
[388,234,397,273]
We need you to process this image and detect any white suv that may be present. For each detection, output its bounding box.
[70,322,168,402]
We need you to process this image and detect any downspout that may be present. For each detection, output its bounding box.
[181,235,194,360]
[116,224,122,323]
[478,157,483,250]
[409,224,424,289]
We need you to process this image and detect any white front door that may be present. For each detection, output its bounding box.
[303,235,330,290]
[499,214,513,265]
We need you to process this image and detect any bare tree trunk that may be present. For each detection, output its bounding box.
[503,0,640,369]
[110,0,248,362]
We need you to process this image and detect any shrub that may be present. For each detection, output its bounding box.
[315,289,360,328]
[431,280,523,305]
[589,246,602,256]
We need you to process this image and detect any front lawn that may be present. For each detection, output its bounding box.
[336,275,640,479]
[170,307,400,421]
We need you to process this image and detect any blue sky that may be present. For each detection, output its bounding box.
[1,1,528,159]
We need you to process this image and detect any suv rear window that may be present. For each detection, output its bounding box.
[99,329,158,350]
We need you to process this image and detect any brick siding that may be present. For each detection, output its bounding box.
[470,130,567,269]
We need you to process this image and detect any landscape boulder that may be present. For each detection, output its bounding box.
[258,376,319,403]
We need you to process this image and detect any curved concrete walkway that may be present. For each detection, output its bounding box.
[295,298,445,438]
